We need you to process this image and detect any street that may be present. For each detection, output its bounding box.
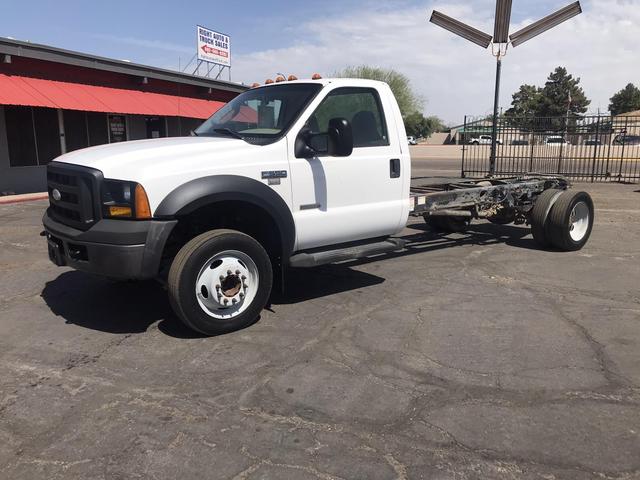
[1,152,639,479]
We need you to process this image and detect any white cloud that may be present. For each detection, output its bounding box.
[230,0,640,124]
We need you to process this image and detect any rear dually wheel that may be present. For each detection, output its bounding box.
[546,190,594,251]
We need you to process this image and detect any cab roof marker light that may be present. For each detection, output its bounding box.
[265,78,274,84]
[429,10,493,49]
[288,75,298,81]
[275,75,286,82]
[510,1,582,47]
[250,82,261,88]
[312,73,322,80]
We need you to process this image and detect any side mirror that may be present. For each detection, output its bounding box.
[327,118,353,157]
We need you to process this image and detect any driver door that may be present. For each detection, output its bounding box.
[287,86,405,251]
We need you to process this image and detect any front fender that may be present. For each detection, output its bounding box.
[154,175,296,257]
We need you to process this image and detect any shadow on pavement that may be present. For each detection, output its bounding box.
[40,272,205,338]
[272,265,385,305]
[41,221,542,336]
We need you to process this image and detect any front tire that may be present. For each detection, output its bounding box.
[168,229,273,335]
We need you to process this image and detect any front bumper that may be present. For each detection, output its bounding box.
[43,210,177,280]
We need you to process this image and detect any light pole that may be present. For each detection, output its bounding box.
[430,1,582,176]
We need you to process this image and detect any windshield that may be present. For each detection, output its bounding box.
[195,83,322,145]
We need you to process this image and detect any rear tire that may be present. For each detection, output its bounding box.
[168,229,273,335]
[546,191,594,251]
[530,189,563,248]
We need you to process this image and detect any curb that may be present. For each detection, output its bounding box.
[0,192,49,205]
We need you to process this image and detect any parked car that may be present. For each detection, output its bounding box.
[469,134,503,145]
[510,139,529,146]
[612,134,640,146]
[407,136,418,145]
[584,139,602,146]
[545,136,571,146]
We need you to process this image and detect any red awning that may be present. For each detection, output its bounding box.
[0,73,225,119]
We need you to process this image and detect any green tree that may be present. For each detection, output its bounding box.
[504,84,543,130]
[505,84,542,118]
[537,66,590,118]
[609,83,640,116]
[334,65,423,118]
[404,112,446,138]
[504,67,591,131]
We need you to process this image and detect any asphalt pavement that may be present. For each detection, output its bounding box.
[1,152,639,479]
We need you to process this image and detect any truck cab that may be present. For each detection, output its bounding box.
[43,78,411,334]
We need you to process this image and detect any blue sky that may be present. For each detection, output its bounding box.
[2,0,639,122]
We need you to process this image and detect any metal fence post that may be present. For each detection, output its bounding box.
[590,115,601,182]
[618,117,629,181]
[528,120,535,172]
[461,115,467,178]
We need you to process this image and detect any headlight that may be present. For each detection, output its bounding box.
[101,180,152,219]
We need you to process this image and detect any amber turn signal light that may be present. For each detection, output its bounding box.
[134,184,152,219]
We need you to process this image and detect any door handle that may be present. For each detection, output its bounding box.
[390,158,401,178]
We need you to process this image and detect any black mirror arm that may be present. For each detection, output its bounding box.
[294,128,317,158]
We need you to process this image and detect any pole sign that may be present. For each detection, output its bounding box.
[196,25,231,67]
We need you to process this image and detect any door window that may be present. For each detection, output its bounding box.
[307,87,389,148]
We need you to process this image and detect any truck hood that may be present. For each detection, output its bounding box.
[55,136,258,180]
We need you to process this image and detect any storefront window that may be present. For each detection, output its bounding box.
[6,106,60,167]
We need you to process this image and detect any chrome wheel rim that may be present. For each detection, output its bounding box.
[195,250,259,319]
[569,201,590,242]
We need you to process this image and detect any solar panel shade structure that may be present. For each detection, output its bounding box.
[430,10,493,49]
[510,1,582,47]
[493,0,513,43]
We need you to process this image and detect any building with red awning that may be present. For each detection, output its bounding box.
[0,37,247,194]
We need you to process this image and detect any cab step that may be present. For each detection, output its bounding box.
[288,238,406,268]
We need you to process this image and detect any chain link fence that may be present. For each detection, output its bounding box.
[460,114,640,183]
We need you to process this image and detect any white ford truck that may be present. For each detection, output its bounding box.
[43,78,594,335]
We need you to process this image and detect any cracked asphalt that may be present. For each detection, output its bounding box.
[1,155,640,479]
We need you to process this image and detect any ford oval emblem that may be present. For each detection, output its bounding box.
[52,189,62,201]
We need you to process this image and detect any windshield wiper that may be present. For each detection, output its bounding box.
[213,128,244,140]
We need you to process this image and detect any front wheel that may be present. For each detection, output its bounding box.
[168,229,273,335]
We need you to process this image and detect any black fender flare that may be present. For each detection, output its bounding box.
[154,175,296,258]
